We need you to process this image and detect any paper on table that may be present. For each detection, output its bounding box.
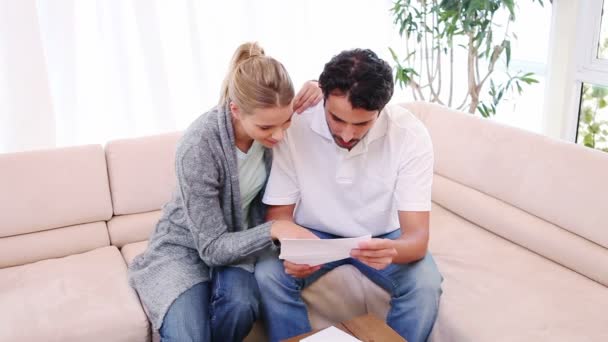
[279,235,371,266]
[300,326,362,342]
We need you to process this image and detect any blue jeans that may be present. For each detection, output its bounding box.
[160,266,260,342]
[255,228,443,342]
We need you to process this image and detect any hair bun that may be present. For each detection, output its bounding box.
[246,42,265,59]
[219,41,292,108]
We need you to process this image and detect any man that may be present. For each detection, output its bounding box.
[255,49,442,342]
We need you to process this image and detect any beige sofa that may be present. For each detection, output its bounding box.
[1,102,607,342]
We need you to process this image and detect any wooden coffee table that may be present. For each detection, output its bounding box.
[282,314,407,342]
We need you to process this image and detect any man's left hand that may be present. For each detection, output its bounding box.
[350,238,397,270]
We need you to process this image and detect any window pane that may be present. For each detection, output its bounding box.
[577,83,608,152]
[598,0,608,58]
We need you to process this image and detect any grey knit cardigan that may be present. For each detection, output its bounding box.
[128,105,276,330]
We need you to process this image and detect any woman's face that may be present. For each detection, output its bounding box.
[231,102,294,148]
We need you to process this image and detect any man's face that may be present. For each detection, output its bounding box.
[324,94,379,150]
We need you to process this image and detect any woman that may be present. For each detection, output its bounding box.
[128,42,321,342]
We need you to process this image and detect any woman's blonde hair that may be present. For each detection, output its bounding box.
[219,42,294,114]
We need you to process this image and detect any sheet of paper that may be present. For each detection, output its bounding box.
[300,326,362,342]
[279,235,371,266]
[282,254,342,267]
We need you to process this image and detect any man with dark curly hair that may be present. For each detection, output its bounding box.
[255,49,443,342]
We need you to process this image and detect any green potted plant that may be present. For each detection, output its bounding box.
[390,0,544,117]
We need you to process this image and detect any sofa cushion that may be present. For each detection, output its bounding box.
[105,132,181,215]
[303,264,390,328]
[428,203,608,341]
[403,102,608,250]
[0,145,113,237]
[0,246,149,342]
[121,240,149,264]
[0,222,110,268]
[108,211,161,247]
[432,173,608,286]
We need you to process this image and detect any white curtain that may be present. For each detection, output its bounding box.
[0,0,56,153]
[0,0,404,153]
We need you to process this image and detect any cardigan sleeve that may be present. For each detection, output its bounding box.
[175,137,275,267]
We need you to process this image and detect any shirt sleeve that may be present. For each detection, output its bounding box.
[395,124,434,211]
[262,133,300,205]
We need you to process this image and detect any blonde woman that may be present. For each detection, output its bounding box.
[128,42,321,342]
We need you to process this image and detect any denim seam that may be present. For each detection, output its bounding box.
[210,270,220,326]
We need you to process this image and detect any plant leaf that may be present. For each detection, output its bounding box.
[503,40,511,67]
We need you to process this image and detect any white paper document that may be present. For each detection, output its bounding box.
[279,235,372,266]
[300,326,362,342]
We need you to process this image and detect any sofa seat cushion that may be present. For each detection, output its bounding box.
[302,264,390,328]
[429,203,608,342]
[0,246,149,342]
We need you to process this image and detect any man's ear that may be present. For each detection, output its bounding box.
[230,102,241,119]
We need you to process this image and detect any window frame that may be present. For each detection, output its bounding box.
[568,0,608,143]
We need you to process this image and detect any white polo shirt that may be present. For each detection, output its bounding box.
[262,102,434,237]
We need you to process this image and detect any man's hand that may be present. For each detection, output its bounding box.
[293,80,322,114]
[283,260,321,278]
[350,238,398,270]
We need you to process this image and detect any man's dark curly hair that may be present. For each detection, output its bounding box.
[318,49,394,111]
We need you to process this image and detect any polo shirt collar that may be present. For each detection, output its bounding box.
[310,105,334,140]
[310,104,389,156]
[363,109,389,145]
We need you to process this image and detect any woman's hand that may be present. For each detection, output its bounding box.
[270,220,319,240]
[270,221,321,278]
[283,260,321,278]
[293,80,323,114]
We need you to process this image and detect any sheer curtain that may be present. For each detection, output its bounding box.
[0,1,551,154]
[0,0,401,153]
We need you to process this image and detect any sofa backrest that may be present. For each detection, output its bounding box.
[104,132,181,247]
[403,102,608,286]
[0,145,112,268]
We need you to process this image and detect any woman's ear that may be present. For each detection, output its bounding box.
[230,102,241,120]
